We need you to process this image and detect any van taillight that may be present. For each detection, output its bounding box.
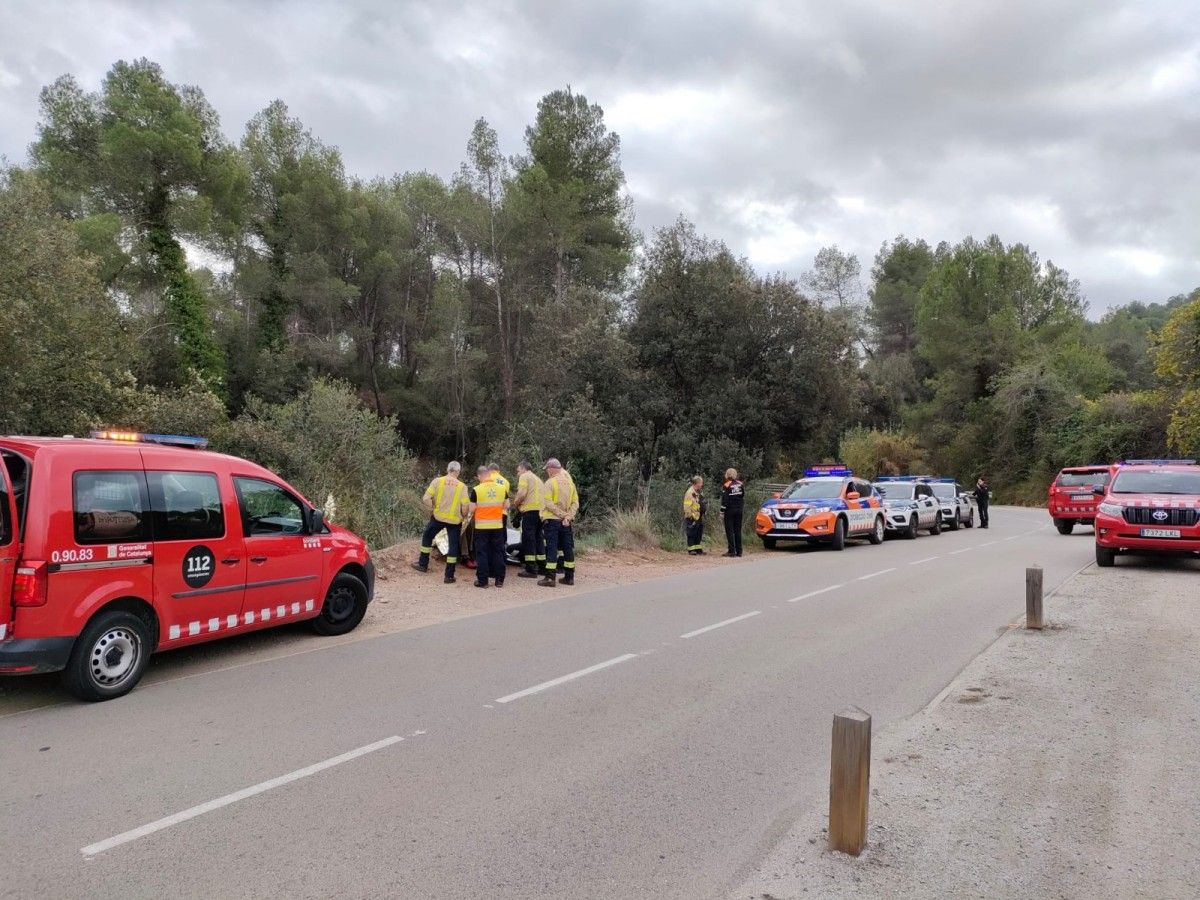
[13,562,48,607]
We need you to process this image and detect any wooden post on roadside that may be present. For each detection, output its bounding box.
[1026,566,1044,630]
[828,706,871,856]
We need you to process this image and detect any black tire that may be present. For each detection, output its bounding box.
[964,510,975,528]
[929,514,942,536]
[761,537,777,550]
[904,515,918,540]
[1056,519,1074,535]
[312,572,369,636]
[61,609,152,702]
[948,512,960,531]
[867,516,885,545]
[1095,544,1116,568]
[828,517,846,551]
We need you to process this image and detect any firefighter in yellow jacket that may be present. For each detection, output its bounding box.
[513,461,545,577]
[539,458,579,587]
[413,461,470,582]
[683,475,706,555]
[469,465,509,588]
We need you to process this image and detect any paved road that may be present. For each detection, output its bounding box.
[0,507,1093,899]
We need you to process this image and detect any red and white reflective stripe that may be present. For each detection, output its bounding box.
[166,599,316,641]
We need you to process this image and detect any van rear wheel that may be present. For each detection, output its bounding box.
[312,573,369,636]
[62,610,152,702]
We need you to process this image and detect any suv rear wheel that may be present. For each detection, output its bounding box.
[62,609,152,702]
[1056,519,1075,535]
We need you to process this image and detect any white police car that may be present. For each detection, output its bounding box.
[929,478,975,530]
[873,477,942,539]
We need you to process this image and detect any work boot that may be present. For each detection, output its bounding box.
[474,581,488,589]
[495,580,504,588]
[444,574,456,584]
[538,574,557,587]
[518,570,538,578]
[722,551,735,558]
[561,574,574,586]
[411,562,428,573]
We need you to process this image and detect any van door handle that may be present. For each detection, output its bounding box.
[250,556,268,564]
[221,557,240,566]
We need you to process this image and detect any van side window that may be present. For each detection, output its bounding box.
[0,466,10,545]
[234,477,304,536]
[148,472,225,541]
[73,471,149,544]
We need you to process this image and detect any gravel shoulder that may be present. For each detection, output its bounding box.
[740,555,1200,900]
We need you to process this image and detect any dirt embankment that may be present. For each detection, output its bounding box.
[740,558,1200,900]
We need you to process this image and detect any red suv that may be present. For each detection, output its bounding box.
[0,432,374,700]
[1093,460,1200,567]
[1047,465,1114,534]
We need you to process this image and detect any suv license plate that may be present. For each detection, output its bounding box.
[1070,494,1092,501]
[1140,528,1180,538]
[774,522,799,530]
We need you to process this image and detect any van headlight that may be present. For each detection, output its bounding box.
[1097,502,1123,518]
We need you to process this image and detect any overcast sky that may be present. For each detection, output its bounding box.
[2,0,1197,314]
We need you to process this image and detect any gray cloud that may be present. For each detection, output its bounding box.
[2,0,1197,312]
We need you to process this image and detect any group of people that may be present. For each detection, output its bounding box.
[412,458,579,589]
[682,468,746,558]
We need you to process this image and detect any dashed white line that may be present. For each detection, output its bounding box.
[909,556,940,565]
[494,653,638,704]
[81,735,405,856]
[949,547,975,555]
[788,584,844,603]
[855,567,896,581]
[680,610,762,639]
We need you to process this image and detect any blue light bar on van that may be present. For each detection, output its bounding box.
[90,430,209,449]
[1120,459,1196,466]
[805,465,851,477]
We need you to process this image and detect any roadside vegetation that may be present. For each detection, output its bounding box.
[2,58,1198,546]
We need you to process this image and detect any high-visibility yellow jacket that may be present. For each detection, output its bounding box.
[491,472,510,493]
[424,475,469,525]
[541,471,580,521]
[683,486,702,521]
[514,470,544,513]
[471,479,509,530]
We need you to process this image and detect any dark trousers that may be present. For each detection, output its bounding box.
[543,519,575,579]
[519,510,545,573]
[419,519,460,576]
[685,517,703,552]
[724,509,743,555]
[474,528,506,584]
[978,502,989,527]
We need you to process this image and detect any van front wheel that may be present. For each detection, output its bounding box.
[312,573,369,636]
[62,610,152,702]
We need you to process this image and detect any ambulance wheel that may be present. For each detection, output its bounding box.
[929,515,942,536]
[828,518,846,551]
[761,538,777,550]
[1056,519,1074,535]
[62,610,152,702]
[868,516,885,545]
[904,516,918,540]
[1095,545,1116,567]
[313,573,369,636]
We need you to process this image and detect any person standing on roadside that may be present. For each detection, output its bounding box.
[413,461,469,583]
[720,468,745,557]
[683,475,705,555]
[974,476,991,529]
[539,458,578,587]
[487,462,509,494]
[513,461,545,578]
[469,465,509,588]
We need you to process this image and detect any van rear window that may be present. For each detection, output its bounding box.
[148,471,225,541]
[1057,471,1110,487]
[74,471,149,545]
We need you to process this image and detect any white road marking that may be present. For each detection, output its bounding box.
[495,654,638,704]
[909,556,939,565]
[949,547,974,555]
[855,568,896,581]
[81,735,404,856]
[680,610,762,639]
[788,584,843,603]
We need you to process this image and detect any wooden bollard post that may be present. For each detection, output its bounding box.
[1026,566,1044,630]
[828,706,871,855]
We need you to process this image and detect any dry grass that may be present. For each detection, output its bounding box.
[604,506,662,551]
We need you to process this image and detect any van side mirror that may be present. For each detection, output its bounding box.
[307,507,326,533]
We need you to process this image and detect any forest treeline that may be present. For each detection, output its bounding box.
[2,58,1199,546]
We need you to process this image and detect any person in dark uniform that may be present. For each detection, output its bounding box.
[974,476,991,528]
[720,467,745,557]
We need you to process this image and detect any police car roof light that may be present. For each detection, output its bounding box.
[874,475,930,482]
[805,464,852,477]
[929,477,957,483]
[1120,459,1196,466]
[90,430,209,449]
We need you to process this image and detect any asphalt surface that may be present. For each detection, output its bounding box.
[0,507,1094,899]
